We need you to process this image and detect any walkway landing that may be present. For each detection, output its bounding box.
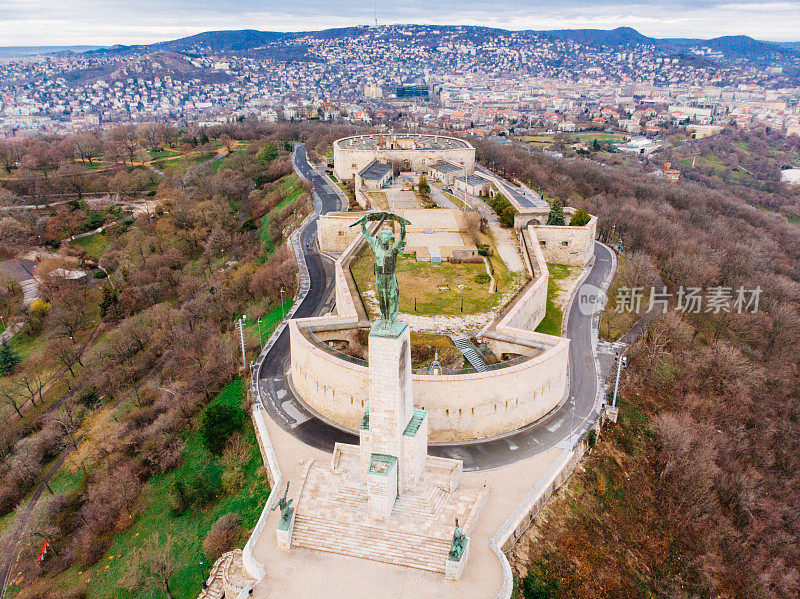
[292,444,486,572]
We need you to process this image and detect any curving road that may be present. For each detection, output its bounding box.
[254,145,615,471]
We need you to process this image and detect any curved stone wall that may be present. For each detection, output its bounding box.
[290,320,569,442]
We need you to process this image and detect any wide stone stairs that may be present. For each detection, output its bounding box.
[451,334,490,372]
[291,513,452,573]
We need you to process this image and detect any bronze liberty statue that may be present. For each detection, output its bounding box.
[351,212,412,328]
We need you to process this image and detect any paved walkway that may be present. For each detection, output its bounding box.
[251,407,560,599]
[386,189,419,211]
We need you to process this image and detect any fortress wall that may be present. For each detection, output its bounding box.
[287,201,594,442]
[492,225,550,333]
[290,318,569,442]
[335,147,475,181]
[290,320,369,431]
[318,212,366,253]
[531,213,596,267]
[333,135,476,182]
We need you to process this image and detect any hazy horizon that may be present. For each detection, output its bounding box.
[1,1,799,47]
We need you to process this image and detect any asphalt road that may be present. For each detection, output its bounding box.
[255,146,615,470]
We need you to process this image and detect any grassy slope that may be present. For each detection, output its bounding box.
[258,173,303,253]
[511,397,704,598]
[242,298,294,344]
[535,263,570,337]
[73,233,110,259]
[159,152,215,176]
[51,378,268,599]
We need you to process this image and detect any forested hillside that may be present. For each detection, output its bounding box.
[0,120,355,599]
[475,130,800,598]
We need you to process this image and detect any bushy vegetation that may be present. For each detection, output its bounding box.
[200,404,246,456]
[568,208,590,227]
[476,129,800,598]
[546,199,565,226]
[0,122,346,597]
[485,192,516,227]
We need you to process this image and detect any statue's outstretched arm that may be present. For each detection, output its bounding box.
[392,222,407,253]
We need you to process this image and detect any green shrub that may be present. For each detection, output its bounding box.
[188,469,222,506]
[170,480,191,515]
[200,404,246,456]
[569,209,591,227]
[475,273,491,284]
[170,467,223,515]
[257,143,279,164]
[486,193,516,227]
[587,429,597,448]
[547,200,566,226]
[93,270,107,279]
[522,562,561,599]
[79,387,100,407]
[0,340,21,376]
[86,211,105,230]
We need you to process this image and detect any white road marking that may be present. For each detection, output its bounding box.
[282,401,310,427]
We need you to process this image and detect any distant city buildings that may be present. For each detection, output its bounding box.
[0,25,799,141]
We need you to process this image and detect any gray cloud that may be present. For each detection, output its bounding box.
[1,0,799,45]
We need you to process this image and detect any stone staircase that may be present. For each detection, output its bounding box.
[196,549,254,599]
[451,334,490,372]
[291,513,452,573]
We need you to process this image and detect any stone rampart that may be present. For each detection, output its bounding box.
[334,134,476,181]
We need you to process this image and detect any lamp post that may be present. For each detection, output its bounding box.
[257,317,263,345]
[280,287,285,320]
[199,558,206,589]
[236,316,247,369]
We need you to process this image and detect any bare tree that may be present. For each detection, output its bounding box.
[0,384,24,418]
[123,533,178,599]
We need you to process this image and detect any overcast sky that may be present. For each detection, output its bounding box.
[2,0,800,46]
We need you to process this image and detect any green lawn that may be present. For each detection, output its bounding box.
[210,149,248,174]
[351,252,517,316]
[787,213,800,227]
[159,152,215,176]
[73,233,110,258]
[52,378,268,599]
[149,149,181,160]
[535,263,570,336]
[79,160,107,171]
[243,299,294,344]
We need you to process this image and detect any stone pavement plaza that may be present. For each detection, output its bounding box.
[251,409,561,598]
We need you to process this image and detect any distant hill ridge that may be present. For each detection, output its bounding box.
[6,25,797,61]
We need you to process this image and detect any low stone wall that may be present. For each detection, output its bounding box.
[491,417,605,598]
[242,406,283,581]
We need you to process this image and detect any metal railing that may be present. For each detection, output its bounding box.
[305,329,369,366]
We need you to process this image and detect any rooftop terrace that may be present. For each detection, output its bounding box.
[336,134,473,151]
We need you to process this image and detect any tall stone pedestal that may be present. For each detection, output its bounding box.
[288,318,486,576]
[360,321,427,502]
